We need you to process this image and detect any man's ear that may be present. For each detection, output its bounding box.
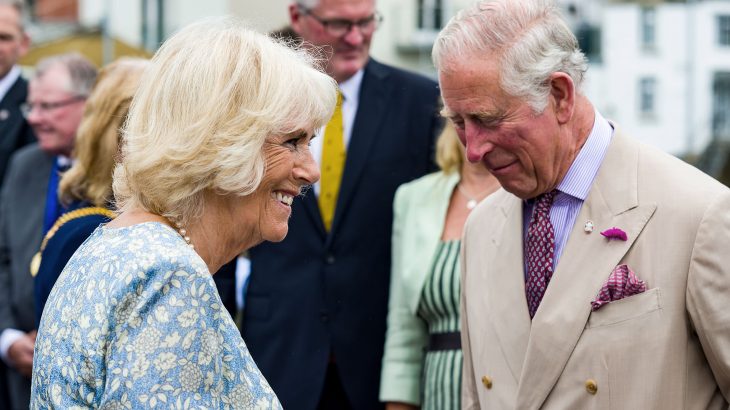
[289,3,303,34]
[549,72,575,124]
[18,32,30,58]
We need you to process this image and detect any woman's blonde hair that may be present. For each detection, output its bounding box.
[59,57,149,207]
[113,17,336,224]
[435,121,465,174]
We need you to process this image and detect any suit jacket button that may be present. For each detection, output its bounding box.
[481,376,492,389]
[325,254,335,264]
[585,379,598,395]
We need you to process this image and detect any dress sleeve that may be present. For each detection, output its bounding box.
[101,260,239,408]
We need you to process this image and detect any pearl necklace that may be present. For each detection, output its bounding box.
[456,183,495,210]
[169,217,194,249]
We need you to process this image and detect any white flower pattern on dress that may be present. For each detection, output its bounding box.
[30,222,281,409]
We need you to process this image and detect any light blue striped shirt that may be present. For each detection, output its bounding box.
[523,110,613,276]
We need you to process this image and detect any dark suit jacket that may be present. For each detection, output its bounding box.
[243,59,442,410]
[0,76,35,189]
[0,144,53,409]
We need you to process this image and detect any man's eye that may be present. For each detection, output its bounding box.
[328,20,350,30]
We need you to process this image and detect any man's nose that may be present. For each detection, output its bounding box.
[464,126,495,164]
[342,25,365,45]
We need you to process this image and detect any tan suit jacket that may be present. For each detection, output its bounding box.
[461,129,730,409]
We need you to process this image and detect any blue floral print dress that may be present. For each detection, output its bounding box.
[30,222,281,409]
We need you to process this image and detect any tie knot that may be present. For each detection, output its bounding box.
[336,90,343,107]
[535,189,558,210]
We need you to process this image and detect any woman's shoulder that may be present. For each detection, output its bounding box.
[48,211,113,248]
[399,171,458,194]
[68,222,209,288]
[395,171,459,205]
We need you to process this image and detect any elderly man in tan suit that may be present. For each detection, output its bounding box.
[432,0,730,409]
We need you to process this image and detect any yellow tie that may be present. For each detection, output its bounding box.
[318,91,345,231]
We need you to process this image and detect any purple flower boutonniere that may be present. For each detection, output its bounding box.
[600,227,628,241]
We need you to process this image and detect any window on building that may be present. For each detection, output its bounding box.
[417,0,444,31]
[640,6,656,50]
[576,23,602,63]
[719,15,730,47]
[639,77,657,117]
[714,73,730,140]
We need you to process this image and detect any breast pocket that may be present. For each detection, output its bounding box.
[586,287,662,329]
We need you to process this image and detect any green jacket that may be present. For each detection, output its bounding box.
[379,171,460,405]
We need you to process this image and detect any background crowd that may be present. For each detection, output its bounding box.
[2,0,730,408]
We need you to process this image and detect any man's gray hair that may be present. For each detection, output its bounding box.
[34,53,98,96]
[295,0,320,9]
[433,0,587,113]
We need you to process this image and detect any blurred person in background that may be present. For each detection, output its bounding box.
[242,1,442,408]
[31,17,335,408]
[32,57,149,326]
[0,0,34,189]
[380,123,499,410]
[0,52,95,410]
[0,1,33,405]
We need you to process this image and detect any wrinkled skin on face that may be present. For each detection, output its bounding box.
[439,58,585,199]
[222,131,320,253]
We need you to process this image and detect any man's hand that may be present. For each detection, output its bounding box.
[7,330,36,377]
[385,402,419,410]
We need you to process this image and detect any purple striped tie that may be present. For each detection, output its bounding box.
[525,190,558,319]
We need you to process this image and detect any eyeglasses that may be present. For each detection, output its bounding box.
[299,7,383,37]
[21,96,86,118]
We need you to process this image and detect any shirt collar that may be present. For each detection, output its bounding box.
[338,68,364,103]
[0,66,21,102]
[555,109,613,201]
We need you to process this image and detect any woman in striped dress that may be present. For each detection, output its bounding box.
[380,123,500,409]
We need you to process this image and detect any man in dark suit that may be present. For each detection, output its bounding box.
[0,53,96,409]
[0,0,34,189]
[0,2,32,406]
[241,1,442,409]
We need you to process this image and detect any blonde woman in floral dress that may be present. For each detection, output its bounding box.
[30,17,336,409]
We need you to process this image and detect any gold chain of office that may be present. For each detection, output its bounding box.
[30,207,117,277]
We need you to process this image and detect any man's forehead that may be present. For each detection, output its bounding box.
[310,0,375,14]
[0,5,21,28]
[30,67,72,95]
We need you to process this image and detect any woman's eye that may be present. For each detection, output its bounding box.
[284,138,299,148]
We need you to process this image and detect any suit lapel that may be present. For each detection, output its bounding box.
[483,192,532,383]
[299,192,326,240]
[514,130,656,409]
[328,60,390,238]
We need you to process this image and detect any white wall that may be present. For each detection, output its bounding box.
[228,0,290,34]
[584,1,730,156]
[79,0,143,46]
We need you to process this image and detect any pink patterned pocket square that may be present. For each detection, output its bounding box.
[591,264,647,311]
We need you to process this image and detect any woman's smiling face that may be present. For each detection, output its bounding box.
[228,131,320,248]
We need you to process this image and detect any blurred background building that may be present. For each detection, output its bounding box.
[19,0,730,184]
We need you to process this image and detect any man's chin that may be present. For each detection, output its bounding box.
[332,59,367,81]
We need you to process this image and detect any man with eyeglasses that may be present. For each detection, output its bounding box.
[0,52,96,410]
[242,1,442,409]
[0,0,34,191]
